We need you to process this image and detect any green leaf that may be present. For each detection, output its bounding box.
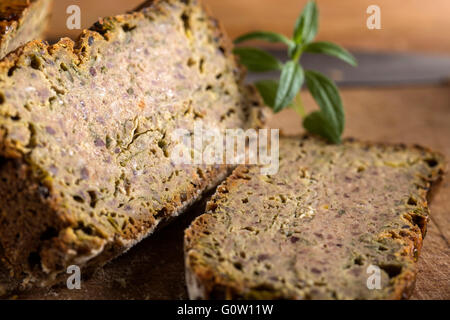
[293,1,318,44]
[233,47,282,72]
[274,61,304,112]
[287,43,299,59]
[303,41,357,66]
[234,31,294,47]
[232,1,353,145]
[255,80,279,108]
[304,70,345,141]
[303,111,341,144]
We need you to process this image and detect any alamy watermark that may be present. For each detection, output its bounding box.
[66,5,81,30]
[366,5,381,30]
[171,122,279,175]
[366,264,382,290]
[66,265,81,289]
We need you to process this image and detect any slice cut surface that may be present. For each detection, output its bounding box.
[185,136,445,299]
[0,0,264,286]
[0,0,52,59]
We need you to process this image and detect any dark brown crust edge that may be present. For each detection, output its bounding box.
[184,136,447,300]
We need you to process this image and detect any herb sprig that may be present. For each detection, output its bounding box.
[233,1,357,144]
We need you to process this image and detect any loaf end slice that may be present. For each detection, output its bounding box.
[0,0,53,59]
[185,136,445,299]
[0,0,264,286]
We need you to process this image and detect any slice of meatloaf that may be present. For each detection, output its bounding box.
[0,0,264,287]
[0,0,52,59]
[185,136,445,299]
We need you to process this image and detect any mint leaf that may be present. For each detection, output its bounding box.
[233,47,282,72]
[274,61,304,112]
[293,1,318,44]
[303,41,357,66]
[255,80,279,108]
[304,70,345,140]
[234,31,294,47]
[303,111,341,144]
[233,0,355,144]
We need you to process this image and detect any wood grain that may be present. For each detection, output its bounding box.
[1,84,448,300]
[206,0,450,54]
[45,0,450,53]
[412,220,450,300]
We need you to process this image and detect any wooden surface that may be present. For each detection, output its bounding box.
[1,84,448,300]
[45,0,450,54]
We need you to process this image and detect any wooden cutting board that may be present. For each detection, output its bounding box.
[1,84,449,300]
[47,0,450,53]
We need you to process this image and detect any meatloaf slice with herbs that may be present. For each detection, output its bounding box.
[0,0,52,59]
[185,136,445,299]
[0,0,264,287]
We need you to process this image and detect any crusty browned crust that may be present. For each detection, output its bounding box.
[0,0,264,287]
[184,136,446,300]
[0,0,53,59]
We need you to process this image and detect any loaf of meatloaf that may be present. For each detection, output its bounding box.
[0,0,264,286]
[0,0,52,59]
[185,136,445,299]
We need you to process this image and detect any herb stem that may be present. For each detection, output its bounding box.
[291,93,306,118]
[293,48,303,62]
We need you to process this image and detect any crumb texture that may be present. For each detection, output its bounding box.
[185,136,445,299]
[0,0,262,285]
